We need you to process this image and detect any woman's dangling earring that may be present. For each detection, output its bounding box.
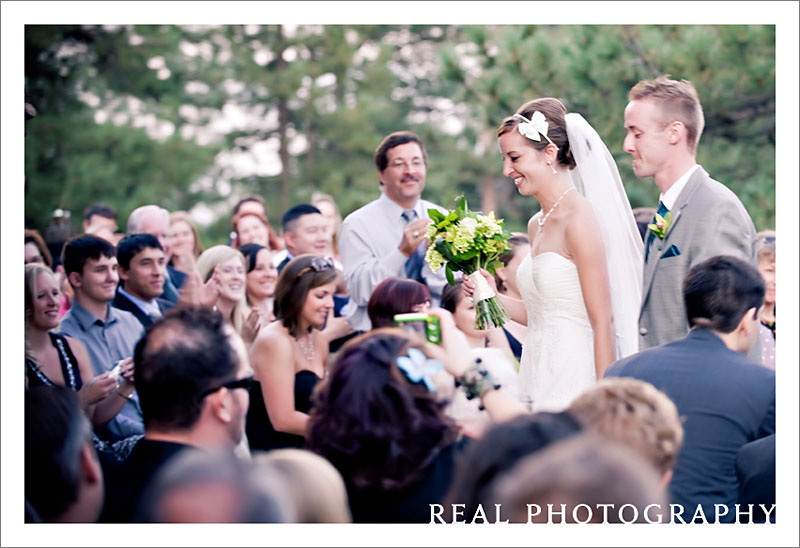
[547,161,558,175]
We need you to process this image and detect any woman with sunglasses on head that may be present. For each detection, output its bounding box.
[246,255,339,451]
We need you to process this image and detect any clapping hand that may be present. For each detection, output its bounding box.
[399,218,432,257]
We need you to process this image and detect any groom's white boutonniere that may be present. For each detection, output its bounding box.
[648,211,672,240]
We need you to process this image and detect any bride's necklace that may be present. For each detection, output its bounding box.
[296,331,316,362]
[538,187,575,233]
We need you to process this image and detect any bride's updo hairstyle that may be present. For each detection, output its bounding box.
[497,98,577,170]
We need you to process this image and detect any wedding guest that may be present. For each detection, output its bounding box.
[58,235,145,441]
[101,306,253,522]
[306,309,526,522]
[83,203,120,245]
[136,450,291,523]
[246,255,338,451]
[112,234,173,329]
[276,204,331,273]
[195,245,251,342]
[492,233,529,359]
[493,433,668,523]
[240,243,278,336]
[168,210,203,281]
[253,449,352,523]
[339,131,448,332]
[735,434,775,523]
[624,76,758,351]
[568,377,684,487]
[310,191,344,262]
[755,230,775,369]
[442,280,513,356]
[367,276,431,329]
[25,228,52,267]
[25,386,105,523]
[442,411,582,520]
[126,205,181,304]
[606,255,774,523]
[26,264,133,431]
[230,197,283,252]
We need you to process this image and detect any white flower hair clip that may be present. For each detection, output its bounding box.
[513,112,556,147]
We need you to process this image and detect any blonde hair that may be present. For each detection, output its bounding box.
[628,75,705,151]
[253,450,352,523]
[195,245,247,333]
[169,211,204,258]
[310,191,342,256]
[25,263,59,323]
[568,377,683,474]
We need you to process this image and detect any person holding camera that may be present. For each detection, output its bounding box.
[306,307,526,522]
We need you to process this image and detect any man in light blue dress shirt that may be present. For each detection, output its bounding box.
[339,131,448,332]
[59,235,146,441]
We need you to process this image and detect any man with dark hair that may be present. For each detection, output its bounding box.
[101,306,253,522]
[276,203,330,273]
[339,130,448,331]
[59,234,145,441]
[25,386,105,523]
[605,255,775,523]
[83,203,118,233]
[126,204,181,303]
[112,233,172,327]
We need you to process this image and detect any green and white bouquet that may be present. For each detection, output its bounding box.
[425,197,512,330]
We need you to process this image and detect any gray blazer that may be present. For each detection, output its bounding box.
[639,166,757,350]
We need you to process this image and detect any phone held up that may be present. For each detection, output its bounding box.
[393,313,442,345]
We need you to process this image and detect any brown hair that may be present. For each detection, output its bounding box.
[628,75,705,151]
[494,233,530,292]
[374,131,428,173]
[568,378,683,474]
[25,229,53,268]
[169,211,204,259]
[273,255,339,337]
[497,98,577,170]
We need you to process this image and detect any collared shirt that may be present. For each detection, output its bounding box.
[118,286,162,319]
[660,164,699,211]
[59,300,146,440]
[338,192,448,332]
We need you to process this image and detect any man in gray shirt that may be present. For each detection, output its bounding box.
[59,234,145,441]
[339,131,448,332]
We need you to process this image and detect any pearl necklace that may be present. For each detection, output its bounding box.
[296,331,316,362]
[538,187,575,233]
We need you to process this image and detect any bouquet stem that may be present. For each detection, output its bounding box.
[467,271,510,330]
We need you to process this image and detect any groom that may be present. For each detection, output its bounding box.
[623,76,758,351]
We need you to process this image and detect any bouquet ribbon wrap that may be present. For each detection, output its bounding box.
[468,271,497,302]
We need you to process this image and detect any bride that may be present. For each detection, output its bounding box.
[466,98,642,412]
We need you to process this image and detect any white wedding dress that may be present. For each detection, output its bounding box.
[516,251,596,412]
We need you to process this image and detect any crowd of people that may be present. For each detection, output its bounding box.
[23,75,776,526]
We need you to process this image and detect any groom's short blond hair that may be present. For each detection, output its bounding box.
[629,75,705,152]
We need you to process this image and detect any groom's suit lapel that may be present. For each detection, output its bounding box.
[641,167,708,302]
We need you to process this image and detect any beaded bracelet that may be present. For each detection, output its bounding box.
[454,357,501,410]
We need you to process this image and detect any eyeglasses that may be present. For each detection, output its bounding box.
[198,375,254,400]
[759,236,776,244]
[296,256,335,278]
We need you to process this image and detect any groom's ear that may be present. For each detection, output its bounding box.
[666,121,685,146]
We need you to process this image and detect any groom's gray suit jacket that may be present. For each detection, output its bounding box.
[639,166,757,350]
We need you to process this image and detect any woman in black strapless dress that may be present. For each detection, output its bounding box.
[246,255,339,451]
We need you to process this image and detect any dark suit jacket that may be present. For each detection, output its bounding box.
[736,434,775,523]
[100,439,193,522]
[605,328,775,523]
[112,290,174,328]
[639,167,757,350]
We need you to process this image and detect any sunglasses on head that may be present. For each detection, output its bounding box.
[198,375,254,400]
[296,256,335,278]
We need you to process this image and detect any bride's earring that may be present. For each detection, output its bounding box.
[547,161,558,175]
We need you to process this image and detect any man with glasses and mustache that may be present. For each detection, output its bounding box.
[100,306,254,522]
[339,131,448,332]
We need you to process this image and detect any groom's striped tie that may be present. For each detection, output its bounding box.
[645,201,669,262]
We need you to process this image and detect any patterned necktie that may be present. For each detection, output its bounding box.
[645,201,669,262]
[402,209,425,282]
